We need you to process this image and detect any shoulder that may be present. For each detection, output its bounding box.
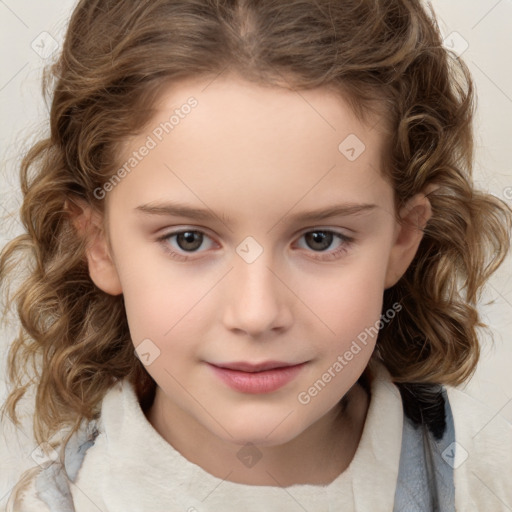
[446,385,512,510]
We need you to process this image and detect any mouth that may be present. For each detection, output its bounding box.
[207,361,308,394]
[210,360,305,372]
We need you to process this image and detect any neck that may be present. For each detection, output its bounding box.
[145,381,370,487]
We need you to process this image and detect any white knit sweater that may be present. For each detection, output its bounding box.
[7,360,512,511]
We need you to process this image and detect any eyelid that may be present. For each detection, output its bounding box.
[295,225,354,236]
[157,227,218,252]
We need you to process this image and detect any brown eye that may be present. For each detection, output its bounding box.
[174,231,204,252]
[303,231,333,251]
[295,229,354,261]
[157,229,217,262]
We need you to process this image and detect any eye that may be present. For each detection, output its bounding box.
[157,228,354,262]
[157,229,216,261]
[295,229,354,261]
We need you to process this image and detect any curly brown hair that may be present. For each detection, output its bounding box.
[1,0,511,474]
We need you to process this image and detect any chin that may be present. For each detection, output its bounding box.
[210,417,307,448]
[230,432,298,449]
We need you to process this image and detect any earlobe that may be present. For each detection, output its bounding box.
[384,186,437,289]
[66,197,123,296]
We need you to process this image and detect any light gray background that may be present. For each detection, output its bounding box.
[1,0,511,507]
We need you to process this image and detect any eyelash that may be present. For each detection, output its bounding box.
[156,228,355,262]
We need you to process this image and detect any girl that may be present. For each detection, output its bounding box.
[1,0,511,510]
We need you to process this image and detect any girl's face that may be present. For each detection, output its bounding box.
[85,75,430,448]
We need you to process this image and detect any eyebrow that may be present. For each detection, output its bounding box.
[135,200,377,225]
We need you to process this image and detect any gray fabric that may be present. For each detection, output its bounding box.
[34,419,99,512]
[393,388,455,511]
[34,462,75,512]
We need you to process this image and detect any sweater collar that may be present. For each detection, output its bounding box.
[77,358,403,510]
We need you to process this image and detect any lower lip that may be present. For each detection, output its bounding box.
[208,363,306,394]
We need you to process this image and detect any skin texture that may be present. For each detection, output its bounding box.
[76,75,433,486]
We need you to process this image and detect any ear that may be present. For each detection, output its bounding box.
[66,197,123,296]
[384,184,438,289]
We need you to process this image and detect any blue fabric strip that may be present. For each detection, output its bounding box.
[393,387,456,511]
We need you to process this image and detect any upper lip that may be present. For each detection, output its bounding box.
[210,361,304,373]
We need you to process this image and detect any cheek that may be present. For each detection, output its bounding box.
[119,258,224,356]
[311,262,386,337]
[121,271,197,341]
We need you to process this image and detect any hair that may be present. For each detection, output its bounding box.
[1,0,511,481]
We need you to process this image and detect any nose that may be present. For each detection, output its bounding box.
[222,250,293,338]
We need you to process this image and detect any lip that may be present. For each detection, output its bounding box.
[211,360,303,372]
[207,361,307,394]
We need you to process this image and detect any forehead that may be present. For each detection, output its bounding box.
[109,75,393,223]
[145,74,387,157]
